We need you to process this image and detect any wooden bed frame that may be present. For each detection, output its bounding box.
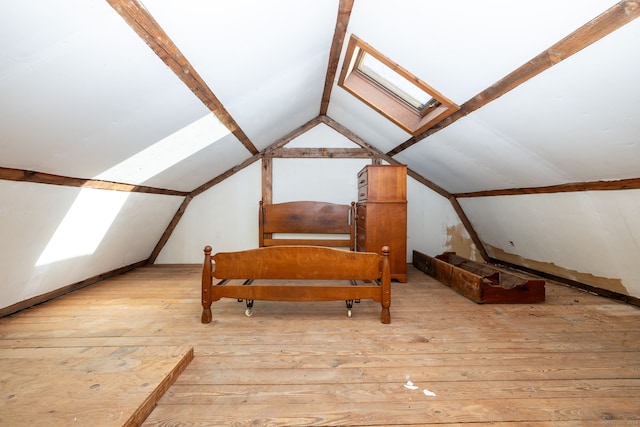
[259,200,355,249]
[201,200,390,323]
[201,245,391,323]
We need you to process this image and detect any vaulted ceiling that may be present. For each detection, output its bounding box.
[1,1,640,308]
[3,0,638,196]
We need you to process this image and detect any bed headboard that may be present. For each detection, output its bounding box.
[259,200,355,250]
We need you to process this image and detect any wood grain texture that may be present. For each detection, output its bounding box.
[454,177,640,198]
[106,0,258,155]
[202,245,391,324]
[0,345,193,427]
[0,167,188,196]
[320,0,354,115]
[3,265,640,426]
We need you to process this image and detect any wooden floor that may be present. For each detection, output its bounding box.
[1,264,640,426]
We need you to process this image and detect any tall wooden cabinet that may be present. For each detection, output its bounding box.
[355,164,407,282]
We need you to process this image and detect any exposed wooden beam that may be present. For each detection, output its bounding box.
[454,177,640,198]
[147,195,193,265]
[106,0,259,155]
[265,147,370,158]
[262,116,324,155]
[190,153,261,198]
[321,116,450,196]
[262,157,273,205]
[450,197,490,262]
[0,167,188,196]
[319,115,389,162]
[387,0,640,156]
[319,0,354,116]
[190,117,325,199]
[320,116,489,259]
[405,169,451,200]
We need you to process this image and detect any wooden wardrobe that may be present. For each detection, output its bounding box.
[355,164,407,282]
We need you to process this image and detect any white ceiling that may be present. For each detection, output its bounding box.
[1,0,638,194]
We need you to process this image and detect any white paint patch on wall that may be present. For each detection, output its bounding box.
[0,180,183,309]
[460,190,640,297]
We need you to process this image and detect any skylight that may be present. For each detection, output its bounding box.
[357,52,432,111]
[338,35,459,136]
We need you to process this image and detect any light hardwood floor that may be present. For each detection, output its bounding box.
[1,264,640,426]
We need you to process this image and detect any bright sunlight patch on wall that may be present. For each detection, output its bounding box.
[36,115,230,266]
[36,189,130,265]
[95,114,230,184]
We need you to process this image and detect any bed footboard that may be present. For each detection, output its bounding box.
[201,245,391,324]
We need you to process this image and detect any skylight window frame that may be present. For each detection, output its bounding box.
[355,49,432,112]
[338,35,459,136]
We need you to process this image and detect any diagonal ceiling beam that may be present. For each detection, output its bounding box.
[0,166,188,196]
[106,0,259,155]
[148,117,326,262]
[321,115,490,261]
[387,0,640,156]
[319,0,354,116]
[454,177,640,198]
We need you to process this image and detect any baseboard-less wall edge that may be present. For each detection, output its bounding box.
[489,257,640,308]
[0,260,147,318]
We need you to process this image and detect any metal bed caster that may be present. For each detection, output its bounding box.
[245,299,254,317]
[346,299,354,317]
[239,279,254,316]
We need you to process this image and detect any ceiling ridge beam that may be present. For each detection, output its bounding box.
[454,177,640,198]
[387,0,640,156]
[265,147,371,158]
[106,0,259,155]
[0,166,188,196]
[319,0,355,116]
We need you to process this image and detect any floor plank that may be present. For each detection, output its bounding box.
[0,345,193,427]
[1,264,639,426]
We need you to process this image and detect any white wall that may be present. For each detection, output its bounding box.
[461,190,640,298]
[155,163,263,263]
[0,180,183,309]
[407,178,477,261]
[158,123,473,264]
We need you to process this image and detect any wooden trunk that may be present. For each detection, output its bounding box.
[413,250,545,303]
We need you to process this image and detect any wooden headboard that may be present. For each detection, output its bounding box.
[258,200,355,250]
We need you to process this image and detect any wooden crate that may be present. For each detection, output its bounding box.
[413,250,545,303]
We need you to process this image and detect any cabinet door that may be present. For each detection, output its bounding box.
[357,202,407,281]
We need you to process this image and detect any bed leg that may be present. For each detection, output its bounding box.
[201,246,213,324]
[381,246,391,324]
